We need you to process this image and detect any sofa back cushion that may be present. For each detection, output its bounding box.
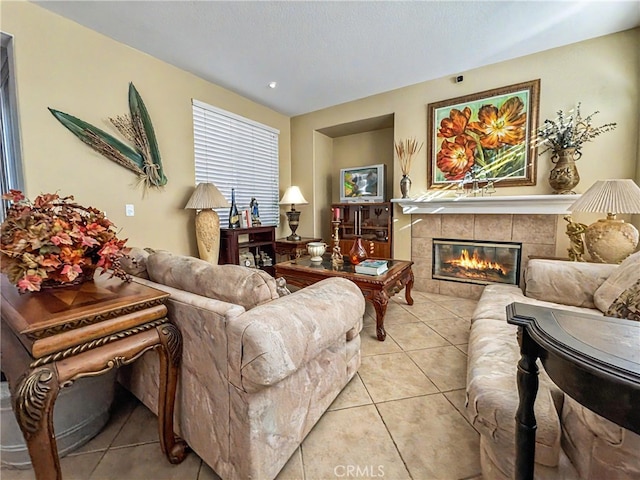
[594,250,640,313]
[146,251,279,310]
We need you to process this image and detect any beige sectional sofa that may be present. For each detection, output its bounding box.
[117,249,365,480]
[466,252,640,479]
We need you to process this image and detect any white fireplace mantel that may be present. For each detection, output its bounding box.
[392,194,581,215]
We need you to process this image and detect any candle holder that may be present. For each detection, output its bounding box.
[331,220,344,266]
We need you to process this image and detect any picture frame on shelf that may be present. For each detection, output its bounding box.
[427,79,540,189]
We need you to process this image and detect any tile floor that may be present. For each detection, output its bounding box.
[1,291,482,480]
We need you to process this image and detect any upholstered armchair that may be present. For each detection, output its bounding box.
[118,249,365,479]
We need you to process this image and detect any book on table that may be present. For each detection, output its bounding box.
[355,259,389,275]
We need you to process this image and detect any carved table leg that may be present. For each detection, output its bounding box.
[13,367,62,480]
[515,326,540,480]
[155,322,189,464]
[405,269,414,306]
[372,289,389,341]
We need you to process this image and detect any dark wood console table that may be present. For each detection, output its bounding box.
[507,302,640,480]
[0,274,189,479]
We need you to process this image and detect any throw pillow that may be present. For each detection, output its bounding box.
[119,247,151,279]
[593,250,640,313]
[605,279,640,321]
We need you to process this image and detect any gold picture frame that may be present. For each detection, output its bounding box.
[427,79,540,189]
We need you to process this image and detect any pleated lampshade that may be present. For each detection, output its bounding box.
[570,179,640,215]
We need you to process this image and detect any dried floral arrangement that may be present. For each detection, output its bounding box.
[536,103,617,160]
[0,190,130,292]
[49,83,167,190]
[394,138,424,175]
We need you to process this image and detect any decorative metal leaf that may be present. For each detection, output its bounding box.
[48,83,168,189]
[128,83,167,186]
[48,108,144,174]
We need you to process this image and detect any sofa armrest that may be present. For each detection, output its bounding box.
[226,277,365,392]
[524,259,618,308]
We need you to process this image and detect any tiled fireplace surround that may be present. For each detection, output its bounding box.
[410,214,558,299]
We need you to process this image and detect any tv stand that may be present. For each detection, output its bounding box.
[331,202,392,258]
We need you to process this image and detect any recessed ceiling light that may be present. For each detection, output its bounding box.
[268,81,277,89]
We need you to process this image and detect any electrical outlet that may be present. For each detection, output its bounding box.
[125,204,135,216]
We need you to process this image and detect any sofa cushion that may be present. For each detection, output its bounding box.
[605,279,640,321]
[594,251,640,313]
[525,259,616,308]
[146,251,279,310]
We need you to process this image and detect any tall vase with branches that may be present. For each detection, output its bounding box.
[395,138,423,198]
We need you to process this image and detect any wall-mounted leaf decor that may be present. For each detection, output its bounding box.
[49,82,168,189]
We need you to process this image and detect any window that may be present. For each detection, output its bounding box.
[0,33,24,222]
[192,99,279,226]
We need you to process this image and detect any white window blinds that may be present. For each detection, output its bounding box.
[192,99,279,226]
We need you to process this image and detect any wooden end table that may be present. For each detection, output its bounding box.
[507,302,640,480]
[275,237,322,260]
[0,274,189,480]
[275,256,414,341]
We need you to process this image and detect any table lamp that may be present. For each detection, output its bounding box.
[279,186,308,241]
[184,182,230,264]
[569,179,640,264]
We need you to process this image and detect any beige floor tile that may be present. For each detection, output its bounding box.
[409,346,468,392]
[377,394,481,480]
[275,447,304,479]
[359,353,438,403]
[406,302,459,322]
[301,405,411,480]
[360,326,402,356]
[90,443,201,479]
[109,402,160,448]
[328,374,372,411]
[456,343,469,355]
[385,322,449,351]
[444,389,469,418]
[1,452,104,480]
[383,302,421,325]
[73,387,138,454]
[423,315,471,345]
[197,461,222,480]
[415,292,461,304]
[440,299,478,319]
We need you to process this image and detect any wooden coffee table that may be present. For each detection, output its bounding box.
[275,256,414,341]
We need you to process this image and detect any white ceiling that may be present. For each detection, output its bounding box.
[33,1,640,117]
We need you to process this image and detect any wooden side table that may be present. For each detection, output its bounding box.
[0,274,189,480]
[275,237,322,261]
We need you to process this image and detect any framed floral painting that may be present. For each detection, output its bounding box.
[427,79,540,189]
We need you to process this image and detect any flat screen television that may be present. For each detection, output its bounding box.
[340,164,385,203]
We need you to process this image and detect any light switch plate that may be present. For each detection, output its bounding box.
[125,204,135,216]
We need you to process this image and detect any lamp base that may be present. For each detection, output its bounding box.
[285,209,302,242]
[585,218,639,264]
[195,210,220,264]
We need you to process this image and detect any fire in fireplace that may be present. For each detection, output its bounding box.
[432,239,522,285]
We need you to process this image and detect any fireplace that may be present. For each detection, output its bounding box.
[432,238,522,285]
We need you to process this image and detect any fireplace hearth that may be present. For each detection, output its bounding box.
[432,239,522,285]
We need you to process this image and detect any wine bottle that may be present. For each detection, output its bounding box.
[229,188,240,228]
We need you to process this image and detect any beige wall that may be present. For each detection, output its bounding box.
[3,2,638,260]
[331,128,394,204]
[2,1,292,256]
[292,28,640,259]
